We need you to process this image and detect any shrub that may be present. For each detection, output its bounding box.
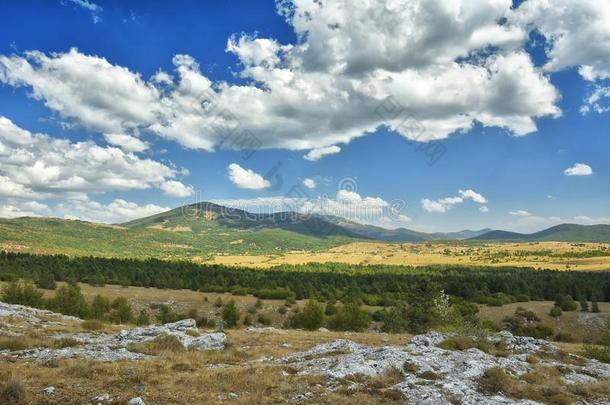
[555,294,578,311]
[583,345,610,363]
[579,297,589,312]
[35,272,57,290]
[550,306,562,318]
[49,284,90,318]
[515,294,530,302]
[324,302,337,316]
[418,370,442,380]
[214,297,224,308]
[136,310,150,326]
[222,300,240,328]
[258,314,272,326]
[554,332,575,343]
[257,288,292,300]
[380,305,408,333]
[0,379,28,405]
[150,334,185,352]
[478,367,515,394]
[0,337,30,351]
[439,336,491,352]
[243,314,252,326]
[108,297,134,324]
[327,303,371,332]
[1,280,44,308]
[278,306,287,315]
[91,294,111,320]
[156,305,184,324]
[289,300,324,330]
[81,319,104,331]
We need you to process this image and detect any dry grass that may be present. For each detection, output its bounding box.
[205,241,610,271]
[478,365,610,405]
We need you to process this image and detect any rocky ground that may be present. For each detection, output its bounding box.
[1,301,609,404]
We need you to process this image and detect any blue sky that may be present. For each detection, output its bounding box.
[0,0,608,232]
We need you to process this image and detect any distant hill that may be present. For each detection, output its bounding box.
[472,224,610,242]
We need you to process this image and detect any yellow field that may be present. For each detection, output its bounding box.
[204,241,610,270]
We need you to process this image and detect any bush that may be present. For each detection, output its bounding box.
[81,320,104,331]
[478,367,515,394]
[289,300,324,330]
[108,297,133,324]
[327,303,371,332]
[147,334,185,353]
[257,288,292,300]
[136,310,150,326]
[49,284,89,318]
[1,280,44,308]
[243,314,252,326]
[257,314,272,326]
[324,302,337,316]
[554,332,575,343]
[555,294,578,311]
[222,300,240,328]
[214,297,224,308]
[91,294,111,320]
[439,336,491,353]
[35,272,57,290]
[583,345,610,363]
[0,379,28,405]
[549,305,562,318]
[380,305,408,333]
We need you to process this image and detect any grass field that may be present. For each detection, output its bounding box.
[207,241,610,271]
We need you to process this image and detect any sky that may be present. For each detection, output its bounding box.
[0,0,608,233]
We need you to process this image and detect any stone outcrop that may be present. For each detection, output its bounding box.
[280,332,610,405]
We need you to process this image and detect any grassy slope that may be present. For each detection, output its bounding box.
[473,224,610,242]
[0,217,354,259]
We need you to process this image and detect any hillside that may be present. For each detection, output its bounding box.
[473,224,610,242]
[0,210,355,259]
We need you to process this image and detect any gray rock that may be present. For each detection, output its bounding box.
[128,397,146,405]
[43,386,55,396]
[93,393,110,402]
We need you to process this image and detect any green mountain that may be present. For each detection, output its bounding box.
[0,203,359,259]
[472,224,610,242]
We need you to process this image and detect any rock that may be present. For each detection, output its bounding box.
[228,392,238,399]
[187,332,227,351]
[128,397,146,405]
[278,331,610,405]
[93,393,110,402]
[43,386,55,396]
[317,327,329,332]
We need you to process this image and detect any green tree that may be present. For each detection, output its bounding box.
[91,294,111,319]
[290,300,324,330]
[327,303,371,331]
[549,305,562,318]
[325,302,337,316]
[554,294,577,311]
[35,272,56,290]
[381,305,408,333]
[108,297,133,324]
[49,283,89,318]
[579,297,589,312]
[136,309,150,326]
[1,280,44,308]
[222,300,240,328]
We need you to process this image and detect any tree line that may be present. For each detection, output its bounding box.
[0,251,609,305]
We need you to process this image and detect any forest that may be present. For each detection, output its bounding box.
[1,251,609,305]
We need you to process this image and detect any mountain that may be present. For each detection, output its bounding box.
[0,203,360,259]
[472,224,610,242]
[324,216,492,242]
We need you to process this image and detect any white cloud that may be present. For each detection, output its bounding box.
[0,116,192,198]
[511,0,610,82]
[0,0,572,154]
[0,200,49,218]
[103,133,149,153]
[422,189,487,213]
[55,197,169,223]
[564,163,593,176]
[304,146,341,161]
[159,180,194,198]
[302,178,316,189]
[479,206,489,213]
[227,163,270,190]
[64,0,103,23]
[509,210,532,217]
[581,86,610,114]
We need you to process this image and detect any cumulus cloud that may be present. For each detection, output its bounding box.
[103,133,149,153]
[581,86,610,115]
[64,0,103,23]
[0,0,575,155]
[479,206,489,213]
[511,0,610,81]
[159,180,194,198]
[302,178,316,189]
[421,189,488,213]
[55,198,169,223]
[304,146,341,161]
[564,163,593,176]
[0,116,192,199]
[0,200,50,218]
[227,163,270,190]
